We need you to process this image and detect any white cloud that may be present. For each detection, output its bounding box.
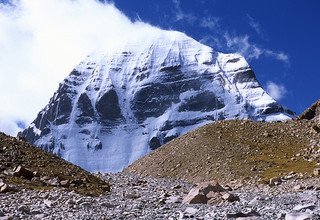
[265,50,290,65]
[0,0,162,136]
[223,33,290,65]
[224,34,263,60]
[266,81,287,100]
[0,116,23,137]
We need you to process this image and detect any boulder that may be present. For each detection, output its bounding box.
[13,165,34,180]
[0,183,13,193]
[183,181,239,205]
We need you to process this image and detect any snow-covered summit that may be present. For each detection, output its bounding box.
[19,30,294,172]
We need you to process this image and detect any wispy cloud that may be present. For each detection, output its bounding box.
[246,14,262,36]
[224,34,263,60]
[266,81,287,100]
[200,16,220,30]
[265,50,290,65]
[204,32,290,65]
[168,1,289,66]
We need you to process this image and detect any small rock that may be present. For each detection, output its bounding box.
[171,184,182,189]
[262,132,271,137]
[184,207,199,216]
[223,185,233,191]
[100,202,116,208]
[293,203,316,212]
[0,183,12,193]
[226,210,261,218]
[43,199,52,208]
[46,178,60,186]
[40,176,50,181]
[80,202,92,208]
[285,212,314,220]
[124,192,140,199]
[30,209,42,215]
[221,192,240,202]
[18,205,30,214]
[33,171,40,177]
[35,214,46,219]
[60,180,70,187]
[313,168,320,176]
[269,177,282,186]
[293,185,303,191]
[165,195,181,204]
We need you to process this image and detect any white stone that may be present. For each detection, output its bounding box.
[285,212,313,220]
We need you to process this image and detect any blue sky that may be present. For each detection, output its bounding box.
[112,0,320,113]
[0,0,319,135]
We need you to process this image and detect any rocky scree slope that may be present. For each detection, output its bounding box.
[125,119,320,185]
[19,30,294,173]
[1,172,320,219]
[0,132,109,196]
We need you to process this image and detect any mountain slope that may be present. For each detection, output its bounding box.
[0,132,109,196]
[19,30,294,172]
[125,119,320,184]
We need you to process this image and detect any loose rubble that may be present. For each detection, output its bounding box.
[1,172,320,219]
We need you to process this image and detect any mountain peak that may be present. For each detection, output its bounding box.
[19,30,294,172]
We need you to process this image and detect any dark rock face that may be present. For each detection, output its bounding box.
[131,68,203,123]
[96,89,123,122]
[132,83,179,123]
[178,91,224,112]
[234,70,257,83]
[77,93,94,118]
[149,137,161,150]
[54,94,73,125]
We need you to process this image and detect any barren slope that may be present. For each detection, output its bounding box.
[125,119,320,184]
[0,132,109,196]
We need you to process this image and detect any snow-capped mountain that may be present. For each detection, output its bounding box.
[19,30,294,172]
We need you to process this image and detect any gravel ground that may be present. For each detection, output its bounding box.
[1,173,320,219]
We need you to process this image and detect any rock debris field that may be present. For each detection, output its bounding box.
[1,172,320,220]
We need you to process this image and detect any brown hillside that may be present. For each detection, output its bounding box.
[125,120,320,184]
[0,132,109,196]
